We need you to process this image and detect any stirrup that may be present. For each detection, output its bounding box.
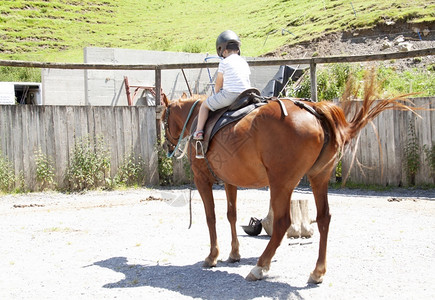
[195,140,205,159]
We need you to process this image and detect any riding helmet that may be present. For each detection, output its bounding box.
[216,30,241,57]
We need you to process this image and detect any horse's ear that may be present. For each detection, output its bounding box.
[161,93,170,107]
[181,92,188,100]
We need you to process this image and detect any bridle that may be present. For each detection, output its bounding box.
[164,99,201,158]
[163,104,179,148]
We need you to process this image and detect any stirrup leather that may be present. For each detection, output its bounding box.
[195,140,205,159]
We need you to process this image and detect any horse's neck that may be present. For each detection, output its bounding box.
[177,99,201,135]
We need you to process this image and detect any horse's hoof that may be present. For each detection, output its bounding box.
[245,266,264,281]
[245,272,259,281]
[308,272,324,284]
[202,258,217,268]
[227,254,240,263]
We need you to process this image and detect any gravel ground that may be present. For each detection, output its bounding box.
[0,186,434,300]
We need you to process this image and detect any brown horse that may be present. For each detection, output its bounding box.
[161,73,416,283]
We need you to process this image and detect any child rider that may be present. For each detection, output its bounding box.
[193,30,251,140]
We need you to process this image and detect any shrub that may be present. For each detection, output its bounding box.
[423,144,435,181]
[0,66,41,82]
[287,64,434,99]
[156,139,173,186]
[65,135,111,191]
[403,120,420,186]
[114,150,146,187]
[0,150,16,193]
[34,148,55,191]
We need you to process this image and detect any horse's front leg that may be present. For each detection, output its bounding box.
[194,174,219,268]
[225,183,240,263]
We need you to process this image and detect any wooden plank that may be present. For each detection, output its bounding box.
[122,106,133,155]
[0,106,10,156]
[26,106,39,190]
[130,107,141,163]
[398,109,409,185]
[392,109,403,185]
[65,106,76,182]
[384,109,399,185]
[430,99,435,184]
[145,106,158,184]
[114,107,124,173]
[360,124,370,184]
[21,106,31,188]
[0,106,5,153]
[12,106,23,181]
[43,106,56,179]
[55,107,69,186]
[138,107,148,182]
[415,99,432,184]
[107,107,118,177]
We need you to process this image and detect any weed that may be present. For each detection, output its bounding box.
[0,150,16,192]
[423,144,435,181]
[65,135,111,191]
[403,120,420,185]
[183,155,194,184]
[155,139,173,186]
[114,150,146,187]
[34,148,55,191]
[329,180,394,192]
[335,160,342,180]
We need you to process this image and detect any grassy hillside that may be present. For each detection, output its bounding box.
[0,0,433,62]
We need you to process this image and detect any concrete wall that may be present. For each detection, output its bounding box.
[42,47,282,106]
[42,69,86,105]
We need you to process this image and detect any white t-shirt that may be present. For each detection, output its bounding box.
[218,54,251,93]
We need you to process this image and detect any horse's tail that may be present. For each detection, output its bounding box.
[313,70,420,152]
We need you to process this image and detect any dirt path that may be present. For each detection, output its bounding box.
[0,187,434,299]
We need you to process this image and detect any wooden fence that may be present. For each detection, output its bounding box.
[0,105,158,190]
[1,48,434,188]
[1,99,432,190]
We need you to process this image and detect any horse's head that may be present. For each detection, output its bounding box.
[162,93,206,156]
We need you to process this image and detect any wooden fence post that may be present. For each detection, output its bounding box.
[155,67,162,142]
[310,60,318,102]
[155,67,162,106]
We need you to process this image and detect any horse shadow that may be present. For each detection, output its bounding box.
[90,256,319,299]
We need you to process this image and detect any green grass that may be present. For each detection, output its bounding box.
[0,0,433,62]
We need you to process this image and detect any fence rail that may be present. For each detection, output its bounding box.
[1,48,434,69]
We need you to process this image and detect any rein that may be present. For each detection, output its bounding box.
[166,99,201,158]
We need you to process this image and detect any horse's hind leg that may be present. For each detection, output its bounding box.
[308,172,331,284]
[246,186,292,281]
[225,183,240,263]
